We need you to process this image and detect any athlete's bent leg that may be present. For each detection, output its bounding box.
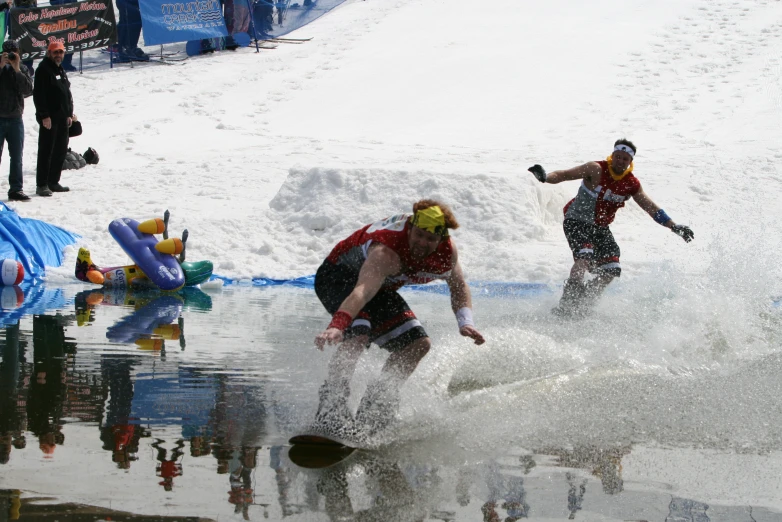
[554,260,592,316]
[381,336,431,380]
[355,337,431,436]
[316,335,369,427]
[583,274,615,301]
[568,259,591,283]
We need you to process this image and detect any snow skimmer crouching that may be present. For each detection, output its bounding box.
[528,139,695,317]
[313,199,486,440]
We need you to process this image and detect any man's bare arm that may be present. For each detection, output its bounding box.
[633,188,695,242]
[543,162,602,185]
[336,244,401,317]
[633,188,673,227]
[445,251,485,345]
[445,256,472,313]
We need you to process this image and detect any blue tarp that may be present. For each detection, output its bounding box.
[0,202,80,283]
[248,0,346,40]
[210,274,553,298]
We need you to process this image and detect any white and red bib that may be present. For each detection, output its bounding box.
[564,161,642,227]
[326,214,455,290]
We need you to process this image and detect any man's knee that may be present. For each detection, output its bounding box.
[341,334,369,355]
[595,258,621,278]
[408,336,431,359]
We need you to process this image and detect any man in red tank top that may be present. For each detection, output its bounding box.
[312,199,485,439]
[528,139,695,317]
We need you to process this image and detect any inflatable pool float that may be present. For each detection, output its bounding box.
[75,210,213,291]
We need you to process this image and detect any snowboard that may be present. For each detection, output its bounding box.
[288,431,359,469]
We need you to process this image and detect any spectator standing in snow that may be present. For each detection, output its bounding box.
[0,39,33,201]
[115,0,149,62]
[33,41,74,197]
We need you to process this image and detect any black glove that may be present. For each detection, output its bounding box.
[528,164,547,183]
[671,224,694,242]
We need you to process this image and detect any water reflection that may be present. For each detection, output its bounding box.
[0,322,27,465]
[0,286,781,520]
[100,353,145,469]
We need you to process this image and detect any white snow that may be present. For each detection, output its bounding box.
[2,0,781,294]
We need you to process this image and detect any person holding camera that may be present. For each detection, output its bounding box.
[33,41,74,197]
[0,39,34,202]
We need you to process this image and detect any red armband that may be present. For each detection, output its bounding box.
[327,311,353,332]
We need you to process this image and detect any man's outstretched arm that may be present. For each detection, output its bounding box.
[446,259,485,345]
[528,162,601,185]
[633,189,694,242]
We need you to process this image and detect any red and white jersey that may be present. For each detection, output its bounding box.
[564,160,642,227]
[326,214,455,291]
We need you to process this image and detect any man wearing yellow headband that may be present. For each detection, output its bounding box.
[528,139,695,317]
[311,199,485,440]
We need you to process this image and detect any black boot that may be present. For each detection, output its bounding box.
[355,378,401,439]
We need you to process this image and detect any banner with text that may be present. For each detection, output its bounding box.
[138,0,228,46]
[9,1,116,60]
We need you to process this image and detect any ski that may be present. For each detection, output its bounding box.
[113,57,186,66]
[268,37,312,43]
[248,41,279,49]
[149,57,188,63]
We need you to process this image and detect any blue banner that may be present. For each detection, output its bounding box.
[248,0,345,40]
[138,0,228,45]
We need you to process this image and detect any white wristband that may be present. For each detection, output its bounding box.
[456,307,474,329]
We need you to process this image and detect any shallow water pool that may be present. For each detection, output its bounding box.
[1,283,781,521]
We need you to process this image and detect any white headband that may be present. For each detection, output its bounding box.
[614,144,635,157]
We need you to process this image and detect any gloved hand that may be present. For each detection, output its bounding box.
[528,164,547,183]
[671,224,694,242]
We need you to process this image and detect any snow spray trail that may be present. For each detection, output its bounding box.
[389,228,782,458]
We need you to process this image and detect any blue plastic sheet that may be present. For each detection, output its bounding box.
[248,0,346,40]
[0,202,80,282]
[210,274,552,298]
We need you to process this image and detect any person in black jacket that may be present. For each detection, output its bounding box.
[0,39,33,201]
[33,41,74,197]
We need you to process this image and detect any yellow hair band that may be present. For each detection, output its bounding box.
[410,206,448,236]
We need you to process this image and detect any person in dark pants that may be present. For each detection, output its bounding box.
[0,39,33,201]
[313,201,485,440]
[33,41,73,197]
[115,0,149,62]
[528,139,695,317]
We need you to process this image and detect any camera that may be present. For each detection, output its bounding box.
[2,40,20,60]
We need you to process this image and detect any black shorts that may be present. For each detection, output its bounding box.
[563,219,622,277]
[314,261,428,352]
